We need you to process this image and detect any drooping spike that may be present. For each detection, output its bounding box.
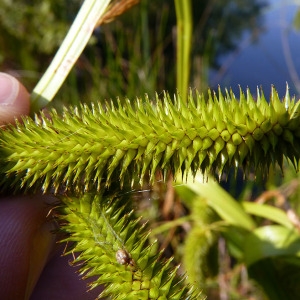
[1,86,300,193]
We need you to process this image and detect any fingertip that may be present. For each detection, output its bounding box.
[31,252,104,300]
[0,195,56,299]
[0,72,30,125]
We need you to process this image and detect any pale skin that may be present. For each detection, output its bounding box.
[0,73,103,300]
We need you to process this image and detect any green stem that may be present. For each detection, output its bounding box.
[174,0,192,103]
[151,216,192,235]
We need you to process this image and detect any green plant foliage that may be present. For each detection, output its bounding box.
[0,0,80,54]
[58,193,201,299]
[242,202,296,230]
[183,177,256,231]
[0,0,81,84]
[182,175,300,299]
[1,87,300,193]
[243,225,300,267]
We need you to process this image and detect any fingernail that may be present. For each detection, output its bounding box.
[0,72,19,105]
[25,221,57,299]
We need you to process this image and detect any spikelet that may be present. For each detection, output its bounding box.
[1,86,300,192]
[58,193,201,299]
[182,199,217,290]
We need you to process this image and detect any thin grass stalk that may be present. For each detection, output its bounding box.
[174,0,192,103]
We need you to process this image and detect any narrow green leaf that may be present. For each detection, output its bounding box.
[242,202,295,229]
[179,175,256,231]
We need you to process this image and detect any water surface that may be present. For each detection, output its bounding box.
[210,0,300,100]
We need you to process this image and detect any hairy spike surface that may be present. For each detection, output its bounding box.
[58,193,200,299]
[1,87,300,192]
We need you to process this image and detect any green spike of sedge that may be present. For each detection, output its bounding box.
[1,88,300,193]
[59,193,201,299]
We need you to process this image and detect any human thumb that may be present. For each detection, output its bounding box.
[0,72,30,125]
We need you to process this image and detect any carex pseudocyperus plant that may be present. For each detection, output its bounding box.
[1,85,300,299]
[2,0,300,299]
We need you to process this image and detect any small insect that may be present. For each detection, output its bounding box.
[116,249,135,267]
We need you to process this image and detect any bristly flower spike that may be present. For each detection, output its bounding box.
[1,86,300,193]
[59,193,202,299]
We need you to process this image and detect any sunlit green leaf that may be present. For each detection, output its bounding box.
[242,202,294,229]
[244,225,300,266]
[179,175,256,231]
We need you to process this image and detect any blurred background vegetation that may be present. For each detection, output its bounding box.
[2,0,300,299]
[0,0,266,107]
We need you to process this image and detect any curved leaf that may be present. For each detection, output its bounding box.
[244,225,300,267]
[242,202,295,229]
[181,176,256,231]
